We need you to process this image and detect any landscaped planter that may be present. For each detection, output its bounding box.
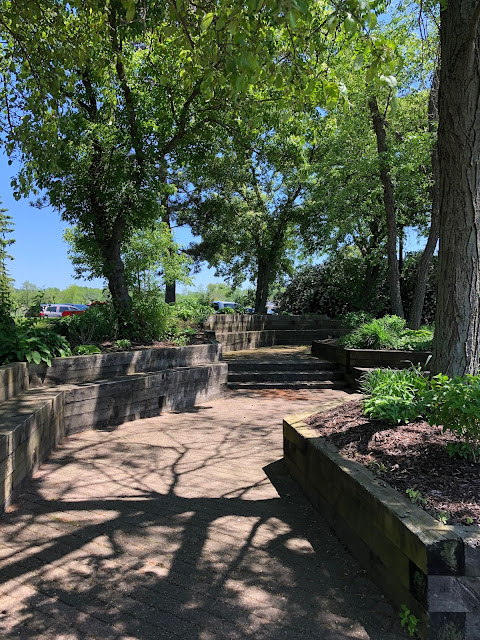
[312,341,431,388]
[284,404,480,640]
[27,342,222,387]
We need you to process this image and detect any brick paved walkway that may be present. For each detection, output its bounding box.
[0,388,404,640]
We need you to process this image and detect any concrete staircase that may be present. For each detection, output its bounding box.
[226,357,347,390]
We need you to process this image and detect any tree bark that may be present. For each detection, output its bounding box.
[255,257,271,313]
[431,2,480,376]
[368,95,404,318]
[100,215,132,323]
[165,281,176,304]
[407,71,440,329]
[162,201,177,304]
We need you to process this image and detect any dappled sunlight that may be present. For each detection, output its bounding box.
[0,390,402,639]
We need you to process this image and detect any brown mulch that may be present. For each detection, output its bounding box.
[304,400,480,526]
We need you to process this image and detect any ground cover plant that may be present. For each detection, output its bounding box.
[338,315,433,351]
[304,367,480,525]
[0,318,71,365]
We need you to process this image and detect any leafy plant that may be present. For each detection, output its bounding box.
[360,366,428,425]
[162,326,197,346]
[339,315,433,351]
[73,344,101,355]
[435,510,450,525]
[397,327,433,351]
[114,339,132,349]
[406,488,426,507]
[339,315,406,350]
[445,441,477,461]
[0,320,71,366]
[339,311,374,332]
[169,300,213,325]
[422,374,480,462]
[57,303,118,346]
[215,307,237,314]
[399,604,418,637]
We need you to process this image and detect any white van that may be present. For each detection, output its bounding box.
[212,301,240,312]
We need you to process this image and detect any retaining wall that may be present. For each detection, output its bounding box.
[0,362,29,402]
[0,345,227,513]
[284,408,480,639]
[28,343,222,387]
[312,341,431,368]
[204,314,342,333]
[205,315,342,351]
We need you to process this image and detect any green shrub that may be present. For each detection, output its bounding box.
[162,326,197,346]
[169,300,213,325]
[215,307,237,314]
[114,339,132,349]
[361,366,429,425]
[339,311,374,332]
[57,303,118,346]
[0,320,71,366]
[397,327,434,351]
[279,255,389,317]
[422,374,480,461]
[339,316,406,350]
[339,316,433,351]
[129,291,173,343]
[73,344,101,355]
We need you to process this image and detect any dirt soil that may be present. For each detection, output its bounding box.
[304,400,480,526]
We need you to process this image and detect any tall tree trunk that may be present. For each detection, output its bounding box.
[407,71,440,329]
[255,257,271,313]
[165,281,176,304]
[368,95,404,318]
[431,2,480,376]
[103,241,132,322]
[96,213,132,325]
[162,199,176,304]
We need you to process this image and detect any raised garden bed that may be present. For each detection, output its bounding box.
[312,340,431,389]
[284,399,480,640]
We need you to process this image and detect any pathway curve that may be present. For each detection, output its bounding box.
[0,370,405,639]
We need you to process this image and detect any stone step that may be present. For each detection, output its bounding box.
[225,360,338,372]
[228,370,344,383]
[228,380,348,390]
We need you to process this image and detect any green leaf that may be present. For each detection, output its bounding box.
[126,6,135,22]
[344,14,356,33]
[390,93,398,115]
[201,13,214,31]
[380,74,397,89]
[32,350,41,365]
[353,53,364,71]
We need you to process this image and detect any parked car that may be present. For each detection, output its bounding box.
[41,304,83,318]
[212,301,240,312]
[25,303,48,317]
[72,304,89,311]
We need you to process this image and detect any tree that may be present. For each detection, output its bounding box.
[0,199,14,317]
[179,108,319,312]
[0,0,301,323]
[429,2,480,376]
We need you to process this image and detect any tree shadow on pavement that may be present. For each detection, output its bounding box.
[0,410,403,640]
